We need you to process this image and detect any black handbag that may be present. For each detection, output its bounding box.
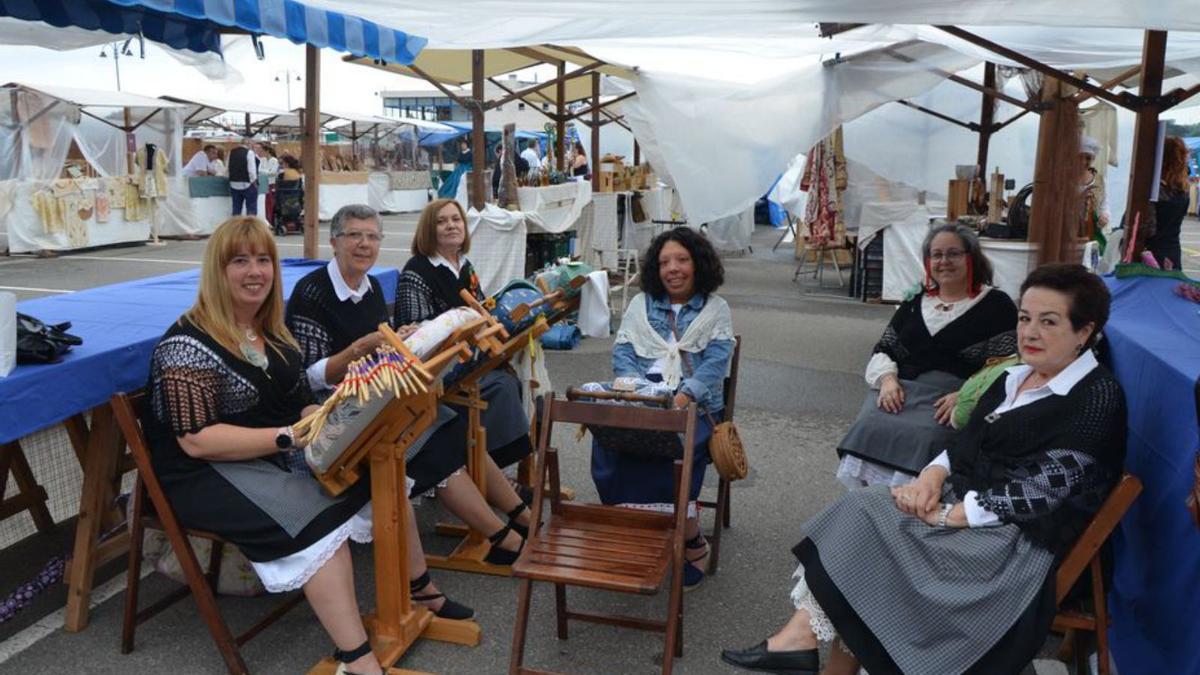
[16,313,82,364]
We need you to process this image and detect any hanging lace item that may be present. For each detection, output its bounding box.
[800,126,847,248]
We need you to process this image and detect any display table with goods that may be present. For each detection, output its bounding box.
[1102,269,1200,675]
[4,176,155,253]
[368,170,432,213]
[184,175,269,236]
[0,260,399,631]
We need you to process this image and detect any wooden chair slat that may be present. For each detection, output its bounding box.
[110,390,301,674]
[509,392,696,673]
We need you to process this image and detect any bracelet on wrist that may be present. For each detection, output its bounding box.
[937,503,953,528]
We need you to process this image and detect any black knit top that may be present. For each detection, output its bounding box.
[394,254,482,326]
[285,266,389,377]
[948,365,1127,556]
[872,289,1018,380]
[145,317,313,482]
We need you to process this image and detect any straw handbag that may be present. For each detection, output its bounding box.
[674,322,747,482]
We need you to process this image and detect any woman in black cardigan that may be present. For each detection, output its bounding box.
[722,264,1126,675]
[837,224,1017,488]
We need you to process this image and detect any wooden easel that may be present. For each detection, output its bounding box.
[307,336,482,674]
[425,289,581,577]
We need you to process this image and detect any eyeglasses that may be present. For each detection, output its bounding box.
[337,231,385,243]
[929,249,965,262]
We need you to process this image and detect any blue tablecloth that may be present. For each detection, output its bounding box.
[0,260,398,445]
[1103,275,1200,675]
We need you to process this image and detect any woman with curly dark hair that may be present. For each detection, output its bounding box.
[591,227,735,589]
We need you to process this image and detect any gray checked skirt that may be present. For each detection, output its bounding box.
[792,486,1057,675]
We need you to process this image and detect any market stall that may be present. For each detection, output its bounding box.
[0,83,195,254]
[364,116,453,212]
[164,95,291,236]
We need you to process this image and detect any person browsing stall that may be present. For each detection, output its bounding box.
[182,144,218,177]
[722,264,1127,675]
[228,138,259,216]
[593,226,735,590]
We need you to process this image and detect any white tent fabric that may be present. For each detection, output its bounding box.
[621,41,978,224]
[303,2,1200,48]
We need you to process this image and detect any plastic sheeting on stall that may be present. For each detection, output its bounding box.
[621,40,978,225]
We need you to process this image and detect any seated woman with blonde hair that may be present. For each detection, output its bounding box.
[145,217,468,675]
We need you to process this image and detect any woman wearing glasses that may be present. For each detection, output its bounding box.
[836,224,1017,488]
[286,204,530,572]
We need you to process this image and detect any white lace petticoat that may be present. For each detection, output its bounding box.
[791,563,853,653]
[251,502,374,593]
[835,454,916,491]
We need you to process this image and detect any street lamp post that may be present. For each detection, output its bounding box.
[274,69,303,110]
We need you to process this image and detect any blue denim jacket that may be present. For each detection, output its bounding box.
[612,293,734,414]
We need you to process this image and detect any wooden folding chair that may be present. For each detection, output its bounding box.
[110,391,304,675]
[697,335,742,575]
[508,393,698,675]
[1051,473,1143,675]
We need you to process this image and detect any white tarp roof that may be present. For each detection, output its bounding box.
[301,3,1200,221]
[6,83,185,111]
[301,1,1200,49]
[159,95,290,124]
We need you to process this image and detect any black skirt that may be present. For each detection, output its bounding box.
[162,463,371,563]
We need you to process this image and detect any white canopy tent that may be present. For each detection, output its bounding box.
[0,82,205,252]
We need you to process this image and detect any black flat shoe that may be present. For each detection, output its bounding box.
[720,641,818,674]
[483,523,524,566]
[409,572,475,620]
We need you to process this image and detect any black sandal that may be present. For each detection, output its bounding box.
[409,571,475,620]
[682,534,709,590]
[506,502,532,538]
[483,523,524,566]
[332,640,379,675]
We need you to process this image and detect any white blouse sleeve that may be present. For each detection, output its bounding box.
[865,352,899,389]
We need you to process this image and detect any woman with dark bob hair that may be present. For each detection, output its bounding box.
[836,223,1018,489]
[722,263,1126,675]
[592,227,735,589]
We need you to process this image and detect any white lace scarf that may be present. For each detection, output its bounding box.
[614,293,734,390]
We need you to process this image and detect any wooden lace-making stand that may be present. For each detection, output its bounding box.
[426,286,582,578]
[308,325,482,674]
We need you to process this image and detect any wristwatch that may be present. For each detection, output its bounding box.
[937,503,954,528]
[275,425,295,450]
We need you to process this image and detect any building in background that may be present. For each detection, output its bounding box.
[380,73,556,131]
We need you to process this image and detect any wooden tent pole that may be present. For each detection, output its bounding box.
[1124,30,1168,258]
[590,72,600,190]
[471,49,486,209]
[556,61,566,172]
[303,45,320,259]
[976,62,997,213]
[977,62,996,179]
[634,140,640,166]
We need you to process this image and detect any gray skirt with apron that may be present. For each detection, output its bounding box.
[796,486,1054,674]
[838,370,964,475]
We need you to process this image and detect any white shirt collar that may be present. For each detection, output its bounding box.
[326,259,372,304]
[1004,349,1099,399]
[428,252,469,275]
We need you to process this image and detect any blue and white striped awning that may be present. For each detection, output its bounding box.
[0,0,425,64]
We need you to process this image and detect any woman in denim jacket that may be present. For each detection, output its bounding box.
[592,227,735,588]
